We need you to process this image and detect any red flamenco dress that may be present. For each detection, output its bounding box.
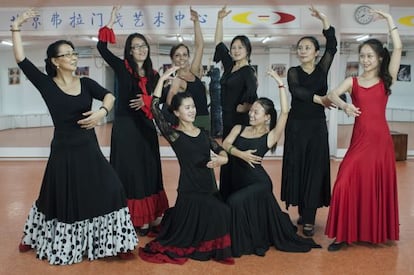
[325,77,399,244]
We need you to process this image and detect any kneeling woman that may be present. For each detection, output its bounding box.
[222,69,321,257]
[139,66,233,264]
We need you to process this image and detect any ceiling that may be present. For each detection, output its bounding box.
[0,0,412,7]
[0,1,413,54]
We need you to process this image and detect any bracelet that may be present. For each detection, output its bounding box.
[10,29,21,32]
[99,106,109,116]
[390,26,398,32]
[278,84,285,88]
[228,145,235,155]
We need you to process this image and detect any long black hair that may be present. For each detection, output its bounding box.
[124,33,157,90]
[359,39,392,95]
[44,40,75,77]
[255,97,277,153]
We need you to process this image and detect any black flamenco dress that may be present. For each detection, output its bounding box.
[139,97,233,264]
[227,127,321,257]
[98,27,169,227]
[18,58,137,265]
[281,26,337,214]
[213,42,258,139]
[213,42,258,201]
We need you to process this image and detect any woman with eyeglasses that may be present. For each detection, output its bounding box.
[97,5,169,236]
[161,7,210,132]
[13,9,137,265]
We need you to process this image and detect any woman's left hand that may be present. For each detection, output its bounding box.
[77,110,105,129]
[309,5,327,21]
[241,149,262,168]
[129,94,144,110]
[207,153,228,168]
[320,95,336,109]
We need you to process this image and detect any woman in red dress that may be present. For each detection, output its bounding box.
[325,9,402,251]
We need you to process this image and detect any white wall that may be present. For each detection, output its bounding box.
[1,44,413,127]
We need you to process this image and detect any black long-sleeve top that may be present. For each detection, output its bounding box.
[287,26,338,120]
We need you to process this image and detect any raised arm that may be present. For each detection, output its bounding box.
[151,66,180,142]
[189,7,204,78]
[312,5,337,73]
[97,5,123,69]
[267,69,289,147]
[372,10,402,82]
[106,5,121,29]
[11,8,39,63]
[309,5,330,30]
[214,6,231,46]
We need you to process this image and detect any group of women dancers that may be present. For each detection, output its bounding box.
[13,4,401,265]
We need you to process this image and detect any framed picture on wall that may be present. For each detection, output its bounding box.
[345,62,359,78]
[271,63,287,77]
[75,66,89,77]
[397,64,411,82]
[8,67,20,85]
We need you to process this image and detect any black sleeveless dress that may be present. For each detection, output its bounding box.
[227,127,321,257]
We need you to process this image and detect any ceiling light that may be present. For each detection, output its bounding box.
[261,36,271,44]
[1,40,13,46]
[176,34,183,43]
[356,34,370,42]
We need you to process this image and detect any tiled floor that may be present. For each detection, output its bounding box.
[0,126,413,275]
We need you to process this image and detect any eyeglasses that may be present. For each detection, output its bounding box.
[131,44,148,51]
[56,51,79,58]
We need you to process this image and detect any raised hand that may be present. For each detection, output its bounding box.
[190,6,199,22]
[12,8,39,29]
[309,5,327,21]
[107,5,121,28]
[267,68,283,87]
[218,6,231,19]
[370,9,392,22]
[160,66,180,81]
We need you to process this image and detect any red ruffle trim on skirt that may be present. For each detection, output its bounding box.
[138,234,234,265]
[127,190,169,227]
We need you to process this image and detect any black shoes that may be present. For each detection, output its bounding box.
[136,226,150,236]
[303,224,315,237]
[328,241,347,252]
